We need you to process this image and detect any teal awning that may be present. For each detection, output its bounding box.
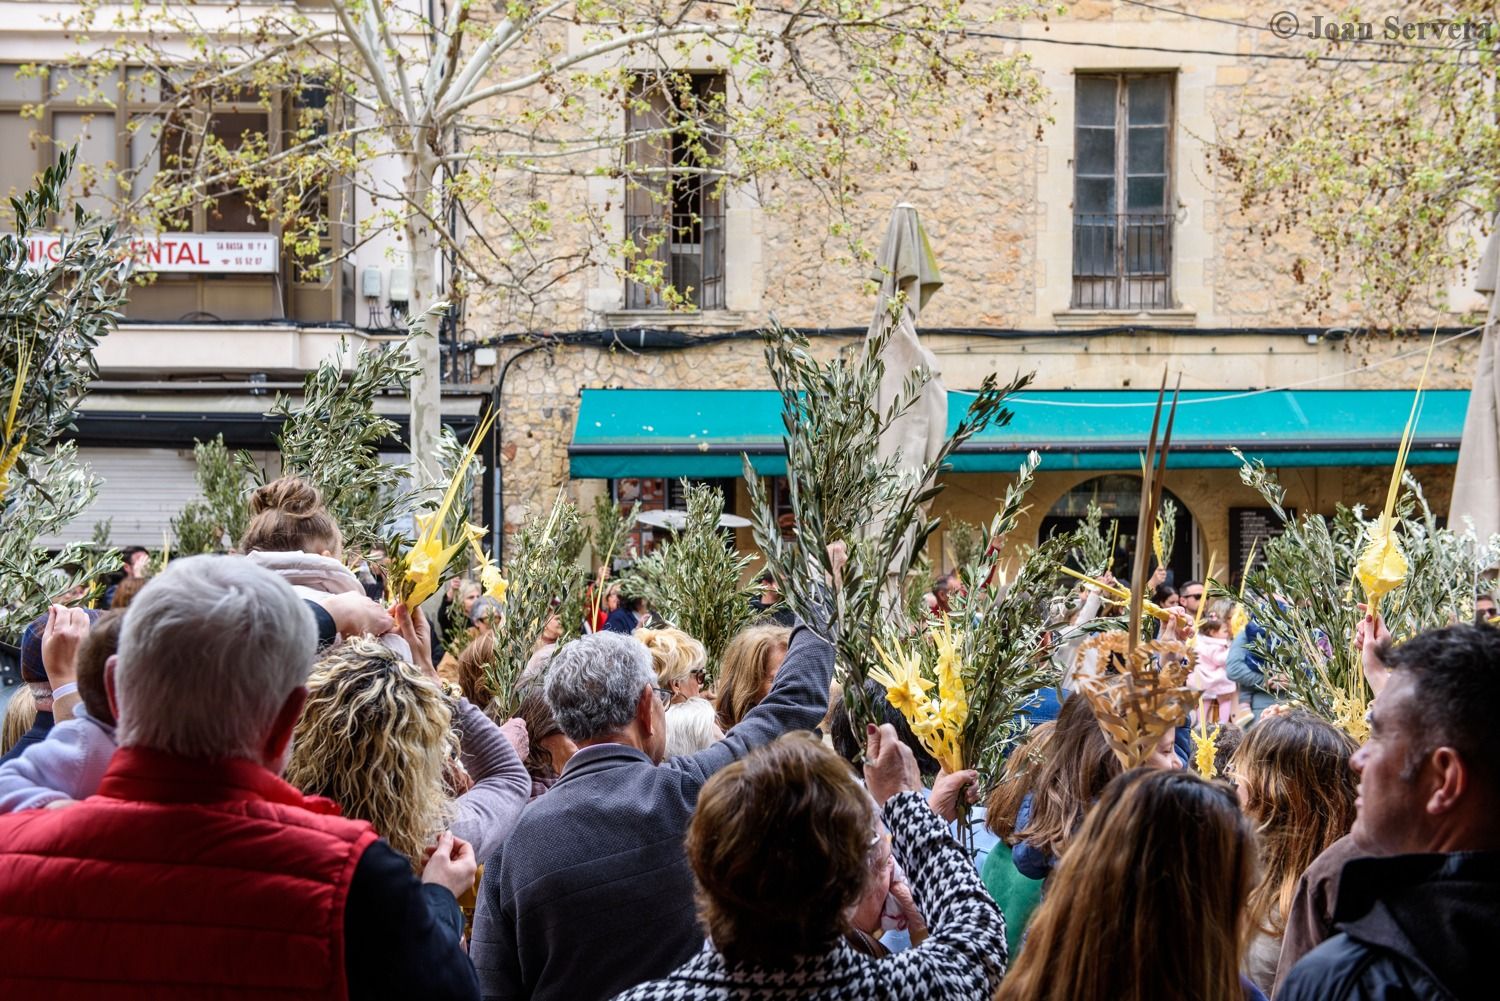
[569,388,1470,479]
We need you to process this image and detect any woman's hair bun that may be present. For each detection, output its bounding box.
[240,475,340,555]
[250,476,323,517]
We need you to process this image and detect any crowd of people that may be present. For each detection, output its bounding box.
[0,474,1496,1001]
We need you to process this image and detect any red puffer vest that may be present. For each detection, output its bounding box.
[0,746,379,1000]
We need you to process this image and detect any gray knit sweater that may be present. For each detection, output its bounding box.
[469,624,836,1001]
[449,698,532,864]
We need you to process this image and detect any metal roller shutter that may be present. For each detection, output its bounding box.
[37,446,280,549]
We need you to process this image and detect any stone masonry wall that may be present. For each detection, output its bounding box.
[472,2,1487,545]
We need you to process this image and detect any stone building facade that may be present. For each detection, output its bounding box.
[0,1,489,548]
[477,0,1485,585]
[2,0,1479,578]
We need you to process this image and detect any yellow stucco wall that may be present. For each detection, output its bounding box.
[923,462,1456,579]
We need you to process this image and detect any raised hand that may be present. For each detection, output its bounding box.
[392,603,437,680]
[319,591,396,638]
[41,604,91,688]
[1355,605,1392,697]
[929,767,980,823]
[421,831,477,899]
[863,723,921,808]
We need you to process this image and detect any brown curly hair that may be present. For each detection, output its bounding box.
[240,476,341,556]
[686,732,875,967]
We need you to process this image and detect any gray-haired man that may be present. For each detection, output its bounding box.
[0,555,478,999]
[471,624,835,1001]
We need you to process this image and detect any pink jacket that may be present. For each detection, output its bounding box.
[243,550,413,662]
[1188,634,1237,699]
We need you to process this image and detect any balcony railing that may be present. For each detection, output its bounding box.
[1071,212,1173,310]
[625,212,725,311]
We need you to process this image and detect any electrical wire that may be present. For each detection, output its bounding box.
[689,0,1488,67]
[452,322,1484,411]
[449,323,1475,353]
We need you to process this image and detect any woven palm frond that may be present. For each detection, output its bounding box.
[1072,632,1195,770]
[872,522,1074,855]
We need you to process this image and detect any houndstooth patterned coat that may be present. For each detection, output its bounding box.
[610,791,1008,1001]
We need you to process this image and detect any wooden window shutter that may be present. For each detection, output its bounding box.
[625,80,672,308]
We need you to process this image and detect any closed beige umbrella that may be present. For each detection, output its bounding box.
[1449,219,1500,541]
[868,203,947,474]
[865,203,947,598]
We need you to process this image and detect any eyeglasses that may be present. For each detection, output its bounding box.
[691,668,707,684]
[654,686,673,707]
[1182,592,1204,601]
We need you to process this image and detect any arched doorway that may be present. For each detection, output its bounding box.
[1040,474,1197,589]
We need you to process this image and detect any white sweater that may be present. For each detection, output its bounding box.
[0,707,118,812]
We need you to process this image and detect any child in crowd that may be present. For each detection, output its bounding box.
[0,608,121,811]
[1189,616,1238,725]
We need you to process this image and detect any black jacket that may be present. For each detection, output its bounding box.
[1279,850,1500,1001]
[602,606,643,634]
[345,839,479,1000]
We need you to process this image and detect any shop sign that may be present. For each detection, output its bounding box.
[22,232,279,273]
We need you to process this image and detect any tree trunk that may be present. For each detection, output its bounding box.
[404,146,444,483]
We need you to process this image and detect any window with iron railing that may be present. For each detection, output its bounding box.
[1072,73,1174,310]
[623,73,726,311]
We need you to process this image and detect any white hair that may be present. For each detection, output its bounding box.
[116,554,316,760]
[543,631,654,742]
[665,697,724,758]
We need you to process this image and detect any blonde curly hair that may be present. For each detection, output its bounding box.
[285,637,458,868]
[635,627,707,690]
